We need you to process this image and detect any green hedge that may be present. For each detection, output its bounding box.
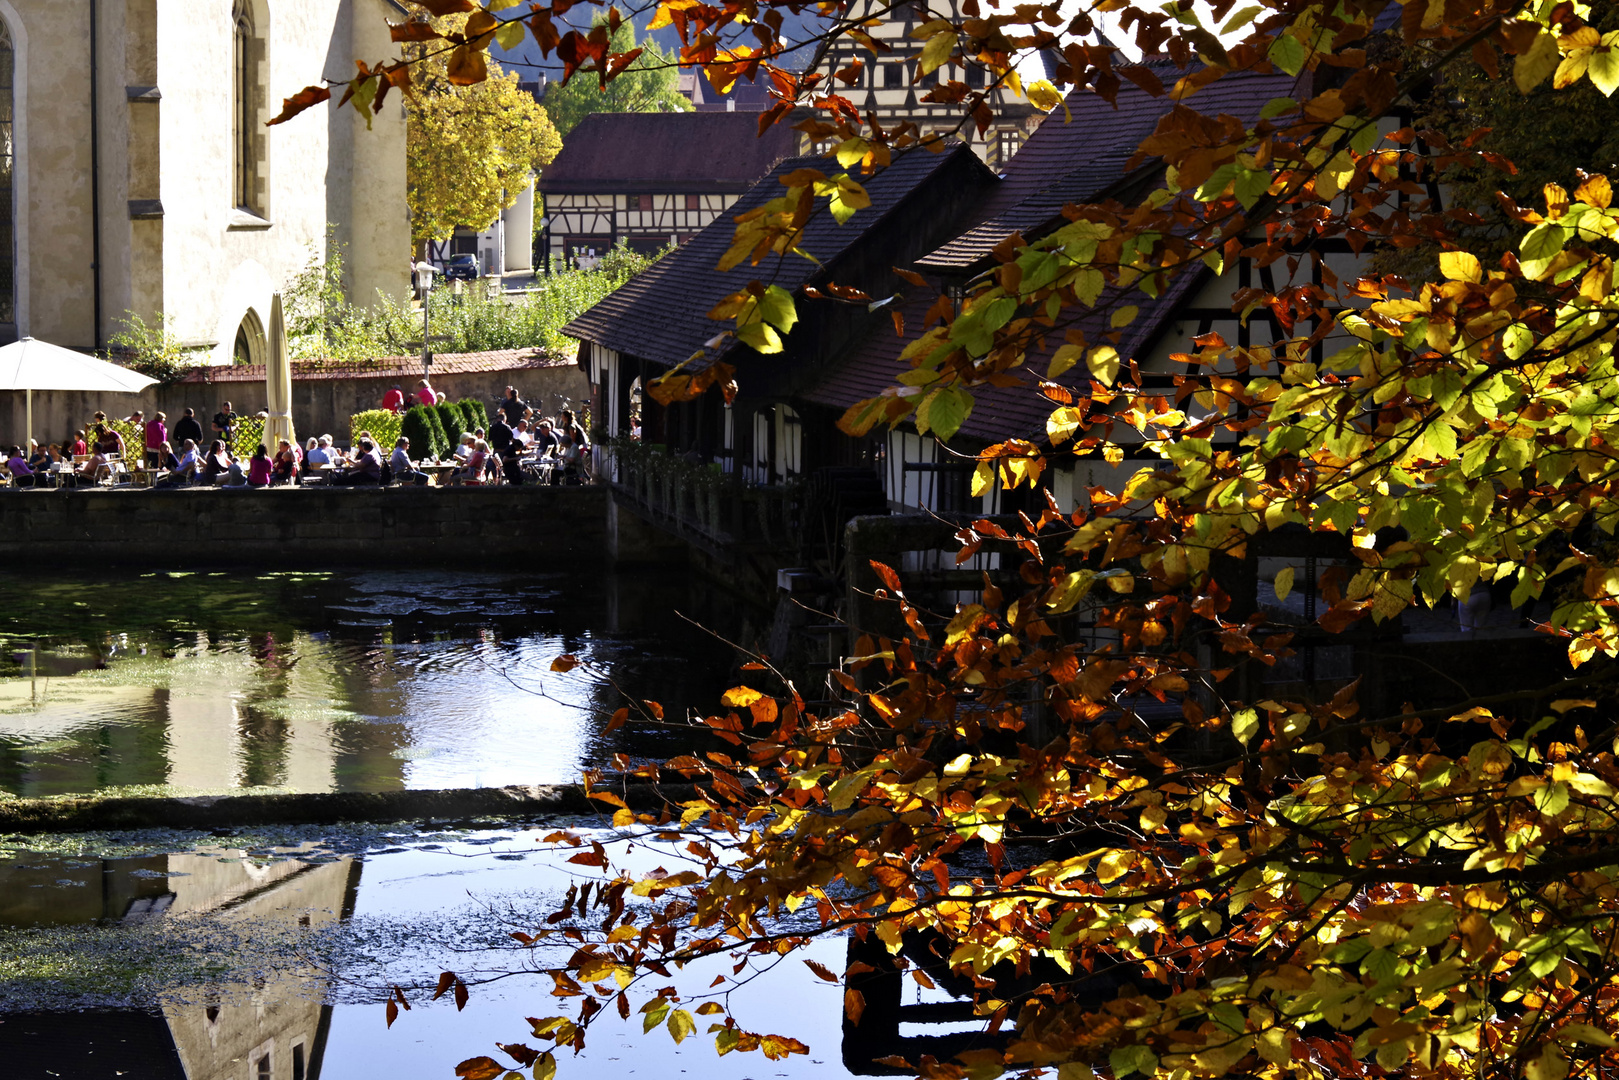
[458,398,489,433]
[349,409,403,454]
[401,404,448,459]
[434,402,465,451]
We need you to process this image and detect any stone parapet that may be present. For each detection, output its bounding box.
[0,485,607,566]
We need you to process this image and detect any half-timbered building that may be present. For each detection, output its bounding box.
[537,111,797,269]
[807,0,1049,167]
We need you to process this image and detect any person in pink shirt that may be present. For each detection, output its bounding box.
[144,412,167,469]
[245,444,273,487]
[382,386,406,414]
[416,378,439,406]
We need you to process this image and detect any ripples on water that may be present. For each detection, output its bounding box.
[0,570,747,796]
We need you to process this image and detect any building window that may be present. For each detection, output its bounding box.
[684,193,700,211]
[232,0,259,212]
[996,129,1023,166]
[626,194,645,211]
[883,62,903,89]
[965,63,985,87]
[0,19,14,329]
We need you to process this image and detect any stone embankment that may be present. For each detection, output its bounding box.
[0,781,705,833]
[0,485,608,565]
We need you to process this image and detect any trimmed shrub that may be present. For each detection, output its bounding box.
[349,409,403,454]
[434,402,464,451]
[459,398,489,434]
[401,405,448,459]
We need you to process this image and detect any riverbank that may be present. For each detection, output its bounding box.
[0,781,705,833]
[0,485,609,566]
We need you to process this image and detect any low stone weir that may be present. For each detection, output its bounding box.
[0,781,706,833]
[0,485,607,566]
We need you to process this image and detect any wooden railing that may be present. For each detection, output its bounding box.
[602,441,800,552]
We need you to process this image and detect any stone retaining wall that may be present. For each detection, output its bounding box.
[0,485,608,566]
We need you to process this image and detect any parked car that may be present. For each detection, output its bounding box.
[444,254,480,281]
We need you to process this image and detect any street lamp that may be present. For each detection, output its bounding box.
[414,257,436,375]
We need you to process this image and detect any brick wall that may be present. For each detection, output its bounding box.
[0,486,608,566]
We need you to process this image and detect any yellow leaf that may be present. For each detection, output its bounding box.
[1438,251,1482,283]
[1045,570,1096,614]
[972,460,993,497]
[918,31,954,76]
[1026,79,1063,112]
[1048,343,1083,379]
[944,604,987,646]
[1273,566,1295,602]
[722,686,764,707]
[1095,849,1131,883]
[1515,31,1560,93]
[1087,345,1120,386]
[1110,305,1139,329]
[667,1009,697,1045]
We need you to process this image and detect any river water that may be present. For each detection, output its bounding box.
[0,569,747,797]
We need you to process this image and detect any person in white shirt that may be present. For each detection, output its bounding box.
[453,432,475,462]
[390,437,429,486]
[160,440,199,486]
[512,420,534,448]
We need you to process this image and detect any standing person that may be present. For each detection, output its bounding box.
[382,386,406,414]
[68,430,88,457]
[488,412,513,456]
[498,386,525,426]
[212,401,238,446]
[389,437,430,486]
[144,412,168,469]
[94,423,125,457]
[557,408,590,484]
[172,408,204,448]
[417,378,440,406]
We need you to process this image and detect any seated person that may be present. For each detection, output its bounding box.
[27,441,47,471]
[530,421,558,458]
[200,440,232,483]
[458,439,489,484]
[5,446,36,487]
[245,444,273,487]
[77,449,110,481]
[512,420,533,448]
[453,432,476,462]
[161,440,200,486]
[339,438,383,485]
[271,439,298,485]
[157,440,181,473]
[389,437,429,486]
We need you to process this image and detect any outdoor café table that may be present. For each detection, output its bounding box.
[419,462,459,486]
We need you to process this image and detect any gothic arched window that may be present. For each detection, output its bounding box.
[233,1,258,212]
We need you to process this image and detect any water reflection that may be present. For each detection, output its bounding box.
[0,840,358,1079]
[0,570,744,796]
[0,827,906,1080]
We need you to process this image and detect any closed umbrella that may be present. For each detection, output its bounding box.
[0,336,158,449]
[264,293,296,459]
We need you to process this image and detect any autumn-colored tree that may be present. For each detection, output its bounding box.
[404,9,561,249]
[277,3,1619,1080]
[538,16,691,138]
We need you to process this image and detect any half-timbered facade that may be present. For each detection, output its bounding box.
[538,111,797,269]
[807,0,1049,167]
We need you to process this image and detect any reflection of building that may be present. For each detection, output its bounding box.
[0,1,409,359]
[537,112,797,268]
[0,846,360,1080]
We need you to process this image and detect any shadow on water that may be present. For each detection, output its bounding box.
[0,569,753,797]
[0,825,1006,1080]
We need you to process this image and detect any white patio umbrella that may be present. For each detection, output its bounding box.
[264,293,296,457]
[0,336,158,448]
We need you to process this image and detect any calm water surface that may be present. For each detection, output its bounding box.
[0,569,746,796]
[0,825,971,1080]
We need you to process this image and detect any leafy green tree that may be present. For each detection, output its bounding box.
[538,17,691,138]
[406,11,561,249]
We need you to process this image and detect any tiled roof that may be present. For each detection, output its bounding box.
[804,62,1301,443]
[562,146,989,371]
[539,111,799,194]
[178,348,569,384]
[802,265,1209,443]
[917,64,1302,271]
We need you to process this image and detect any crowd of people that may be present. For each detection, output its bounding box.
[0,385,590,490]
